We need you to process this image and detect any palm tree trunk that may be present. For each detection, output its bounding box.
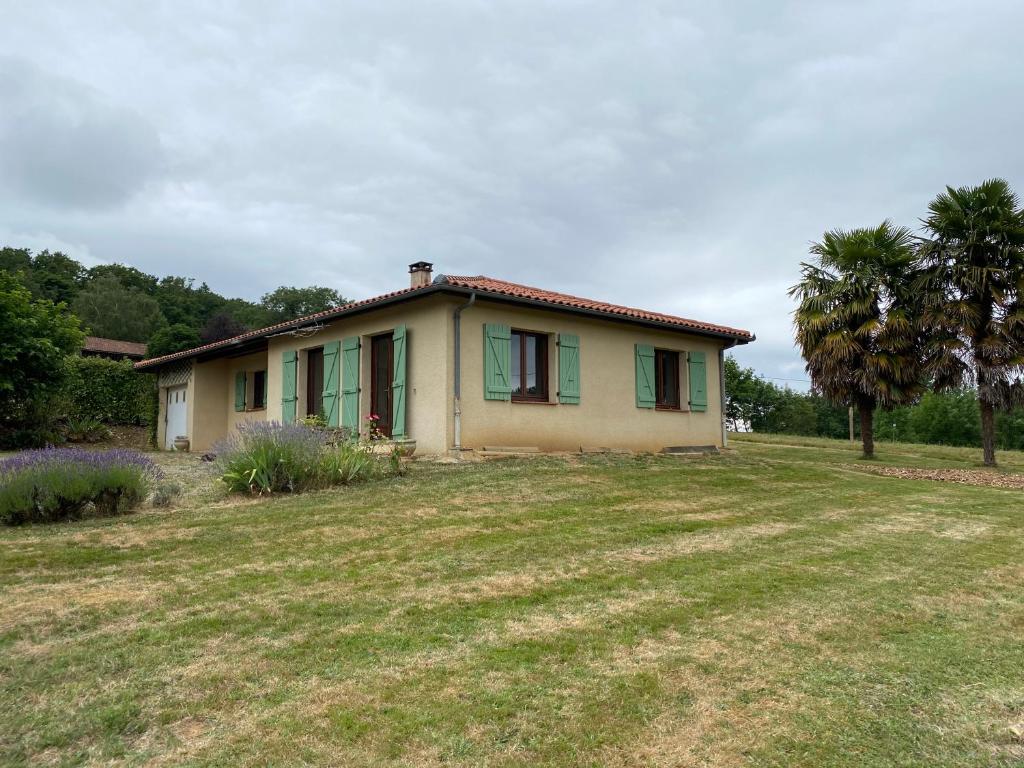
[979,397,997,467]
[858,396,875,459]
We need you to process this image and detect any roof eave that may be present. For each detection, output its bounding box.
[437,284,755,344]
[134,285,450,370]
[135,281,753,371]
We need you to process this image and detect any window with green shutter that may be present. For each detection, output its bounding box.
[322,340,341,427]
[253,370,267,409]
[688,351,708,412]
[341,336,360,431]
[234,371,247,412]
[391,324,407,438]
[483,323,512,401]
[281,351,298,423]
[635,344,655,408]
[557,333,580,404]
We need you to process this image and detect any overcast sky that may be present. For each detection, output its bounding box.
[2,1,1023,383]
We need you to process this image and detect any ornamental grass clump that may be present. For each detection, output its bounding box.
[216,421,395,494]
[0,448,159,525]
[217,421,325,494]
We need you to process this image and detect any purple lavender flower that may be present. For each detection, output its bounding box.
[0,447,159,525]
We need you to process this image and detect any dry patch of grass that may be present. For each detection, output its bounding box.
[2,440,1022,767]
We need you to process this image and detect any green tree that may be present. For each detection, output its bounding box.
[220,297,273,330]
[29,250,85,304]
[791,221,925,458]
[764,388,818,435]
[146,324,201,358]
[200,311,248,343]
[918,178,1024,466]
[86,264,159,294]
[724,356,781,431]
[910,390,981,446]
[0,247,32,277]
[153,276,202,328]
[0,272,84,446]
[72,276,166,342]
[260,286,349,323]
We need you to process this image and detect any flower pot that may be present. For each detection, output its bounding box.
[172,436,190,452]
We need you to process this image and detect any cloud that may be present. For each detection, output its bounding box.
[0,58,164,209]
[1,0,1023,384]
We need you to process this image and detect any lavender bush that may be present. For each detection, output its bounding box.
[216,421,395,494]
[216,421,327,493]
[0,448,160,525]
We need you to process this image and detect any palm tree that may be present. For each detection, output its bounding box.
[790,222,925,458]
[917,179,1024,466]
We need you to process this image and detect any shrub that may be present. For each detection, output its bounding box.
[0,271,85,449]
[62,356,156,426]
[319,441,382,485]
[217,421,326,494]
[216,422,395,494]
[63,416,112,443]
[0,448,160,525]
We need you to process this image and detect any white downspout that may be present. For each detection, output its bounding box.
[719,345,729,448]
[453,291,476,452]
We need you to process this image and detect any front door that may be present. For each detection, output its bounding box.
[165,385,187,450]
[371,333,393,437]
[306,347,324,418]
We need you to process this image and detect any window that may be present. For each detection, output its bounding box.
[252,370,267,410]
[510,330,548,401]
[655,349,680,409]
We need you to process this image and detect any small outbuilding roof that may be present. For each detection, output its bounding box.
[83,336,148,359]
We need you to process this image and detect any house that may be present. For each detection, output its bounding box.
[135,263,754,454]
[82,336,148,361]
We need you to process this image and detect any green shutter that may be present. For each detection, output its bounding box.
[341,336,360,432]
[557,333,580,404]
[392,324,407,438]
[259,371,268,408]
[635,344,655,408]
[322,340,340,427]
[281,351,298,424]
[234,371,247,412]
[688,351,708,412]
[483,323,512,401]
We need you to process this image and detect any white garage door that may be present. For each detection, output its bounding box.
[165,385,188,450]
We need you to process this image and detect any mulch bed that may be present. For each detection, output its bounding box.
[851,465,1024,490]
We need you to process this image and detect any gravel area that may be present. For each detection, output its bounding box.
[852,464,1024,490]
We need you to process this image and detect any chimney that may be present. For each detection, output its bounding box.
[409,261,433,288]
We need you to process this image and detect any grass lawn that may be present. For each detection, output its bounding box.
[1,437,1022,766]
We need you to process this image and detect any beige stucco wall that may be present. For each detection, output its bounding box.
[225,352,271,436]
[154,292,735,455]
[188,358,229,453]
[453,299,727,452]
[263,296,452,455]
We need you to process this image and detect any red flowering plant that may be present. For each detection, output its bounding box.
[363,414,387,442]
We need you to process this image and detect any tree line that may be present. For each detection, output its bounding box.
[0,247,351,357]
[725,357,1024,451]
[0,246,355,447]
[789,178,1024,466]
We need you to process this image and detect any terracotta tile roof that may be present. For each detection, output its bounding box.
[135,273,752,370]
[83,336,148,358]
[135,285,428,369]
[439,275,754,340]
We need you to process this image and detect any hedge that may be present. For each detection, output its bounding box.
[62,356,156,426]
